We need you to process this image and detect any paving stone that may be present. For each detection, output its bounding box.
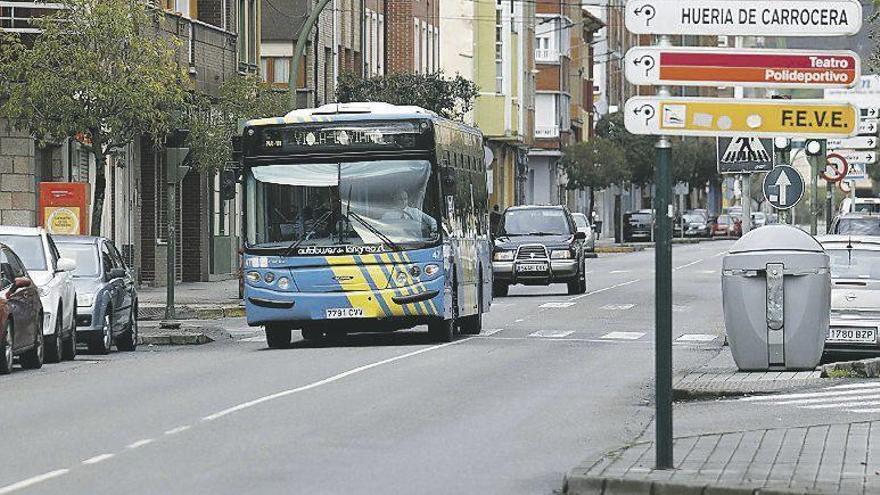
[603,478,652,495]
[563,475,604,495]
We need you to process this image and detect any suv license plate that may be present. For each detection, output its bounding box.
[326,308,365,319]
[827,327,877,343]
[517,263,548,273]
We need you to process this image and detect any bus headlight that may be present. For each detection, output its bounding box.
[551,250,573,259]
[493,251,514,261]
[395,271,409,286]
[246,271,261,283]
[277,277,290,290]
[264,272,276,284]
[424,264,440,277]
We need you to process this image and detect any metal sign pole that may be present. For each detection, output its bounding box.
[654,35,673,471]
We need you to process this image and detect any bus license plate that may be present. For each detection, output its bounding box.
[326,308,365,319]
[517,263,548,273]
[827,327,877,343]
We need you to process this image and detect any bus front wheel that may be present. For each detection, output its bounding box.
[265,325,291,349]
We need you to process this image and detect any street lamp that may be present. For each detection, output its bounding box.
[160,129,192,329]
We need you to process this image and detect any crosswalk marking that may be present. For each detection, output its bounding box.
[539,302,576,309]
[529,330,575,339]
[609,270,631,274]
[740,382,880,414]
[600,331,646,340]
[675,334,717,342]
[600,304,635,311]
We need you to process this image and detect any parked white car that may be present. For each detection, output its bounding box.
[0,227,77,362]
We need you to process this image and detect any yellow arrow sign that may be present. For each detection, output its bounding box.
[625,97,858,138]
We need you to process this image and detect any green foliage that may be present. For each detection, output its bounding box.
[672,138,718,188]
[335,71,479,121]
[595,112,656,186]
[185,74,289,172]
[560,138,628,192]
[0,0,186,235]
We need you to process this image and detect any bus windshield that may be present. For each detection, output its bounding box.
[246,160,440,251]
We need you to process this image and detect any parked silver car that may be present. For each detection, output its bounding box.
[55,236,138,354]
[818,235,880,356]
[571,213,596,255]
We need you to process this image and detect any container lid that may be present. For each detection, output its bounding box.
[728,225,824,254]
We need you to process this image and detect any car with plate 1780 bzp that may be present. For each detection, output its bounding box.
[492,205,587,297]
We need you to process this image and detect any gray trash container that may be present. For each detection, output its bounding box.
[722,225,830,371]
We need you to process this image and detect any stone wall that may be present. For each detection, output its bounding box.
[0,119,37,227]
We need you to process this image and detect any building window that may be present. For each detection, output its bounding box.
[378,14,385,74]
[260,58,268,82]
[247,0,257,64]
[495,5,503,93]
[237,0,246,64]
[413,19,420,73]
[273,57,290,86]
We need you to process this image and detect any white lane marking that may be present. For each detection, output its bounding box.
[696,270,717,275]
[514,319,525,323]
[164,425,191,436]
[804,400,880,410]
[714,252,726,258]
[600,331,646,340]
[239,336,266,343]
[482,328,504,337]
[671,305,691,313]
[847,408,880,414]
[203,338,470,422]
[127,439,155,450]
[539,302,576,309]
[475,336,651,344]
[772,393,880,406]
[827,383,880,391]
[82,454,115,465]
[600,304,635,311]
[0,469,70,495]
[569,279,640,302]
[609,270,631,274]
[528,330,575,339]
[675,334,717,342]
[674,259,704,271]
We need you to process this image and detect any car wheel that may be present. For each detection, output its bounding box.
[20,326,43,370]
[493,282,509,297]
[0,321,12,375]
[88,312,112,355]
[265,324,291,349]
[116,306,138,352]
[45,312,63,364]
[301,327,324,341]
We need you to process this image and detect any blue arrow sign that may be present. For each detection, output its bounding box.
[763,166,805,211]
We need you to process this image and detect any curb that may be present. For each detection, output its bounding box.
[139,304,245,321]
[563,476,806,495]
[821,357,880,378]
[138,333,213,345]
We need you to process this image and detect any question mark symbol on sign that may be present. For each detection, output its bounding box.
[633,55,656,77]
[633,4,656,26]
[633,104,656,126]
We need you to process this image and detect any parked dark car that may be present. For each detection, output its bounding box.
[679,213,711,237]
[712,214,742,238]
[0,244,44,374]
[55,236,138,354]
[491,205,587,296]
[623,210,652,242]
[829,214,880,237]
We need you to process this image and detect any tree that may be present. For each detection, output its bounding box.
[0,0,186,235]
[595,112,656,186]
[335,71,479,121]
[185,74,290,172]
[560,138,627,216]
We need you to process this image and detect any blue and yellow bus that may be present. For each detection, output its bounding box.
[236,103,492,346]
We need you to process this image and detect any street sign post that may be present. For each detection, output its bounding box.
[827,136,877,149]
[625,0,863,36]
[717,137,774,173]
[763,165,805,210]
[625,47,859,89]
[625,97,859,138]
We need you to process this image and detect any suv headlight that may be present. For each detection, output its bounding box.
[493,251,514,261]
[78,293,95,307]
[551,249,573,259]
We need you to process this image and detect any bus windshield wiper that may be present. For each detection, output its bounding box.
[346,211,401,252]
[282,211,333,257]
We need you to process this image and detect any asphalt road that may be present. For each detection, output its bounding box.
[0,241,734,495]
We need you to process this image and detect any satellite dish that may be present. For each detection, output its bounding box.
[484,146,495,169]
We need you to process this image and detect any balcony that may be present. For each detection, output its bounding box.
[535,125,560,139]
[535,48,559,63]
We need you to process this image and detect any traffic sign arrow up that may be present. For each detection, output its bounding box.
[775,172,791,206]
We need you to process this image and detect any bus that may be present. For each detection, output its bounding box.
[235,102,492,347]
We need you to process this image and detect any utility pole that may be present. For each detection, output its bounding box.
[288,0,335,109]
[805,139,826,236]
[734,36,751,235]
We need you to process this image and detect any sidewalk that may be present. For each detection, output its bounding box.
[138,279,244,320]
[565,420,880,495]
